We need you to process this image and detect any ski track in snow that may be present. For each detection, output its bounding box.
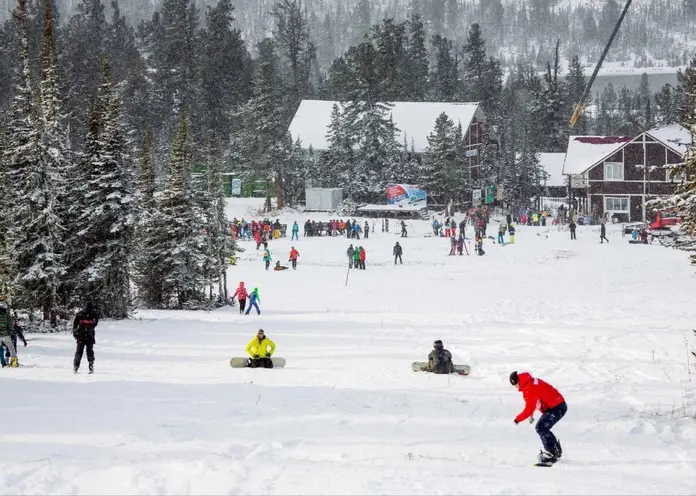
[2,211,696,495]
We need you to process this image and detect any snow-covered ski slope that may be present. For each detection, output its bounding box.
[2,206,696,495]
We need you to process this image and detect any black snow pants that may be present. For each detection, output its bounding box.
[238,299,247,314]
[249,357,273,369]
[394,254,402,265]
[536,402,567,454]
[74,340,95,370]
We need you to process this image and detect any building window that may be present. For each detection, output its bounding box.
[605,197,629,212]
[604,162,624,180]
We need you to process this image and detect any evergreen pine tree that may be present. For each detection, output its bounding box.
[654,84,679,125]
[403,12,428,101]
[153,112,203,307]
[677,56,696,129]
[429,35,458,102]
[343,41,401,200]
[530,42,569,152]
[71,58,133,318]
[566,55,590,134]
[235,39,289,209]
[321,103,354,189]
[6,0,65,320]
[133,129,162,307]
[656,125,696,264]
[422,112,457,206]
[637,72,655,129]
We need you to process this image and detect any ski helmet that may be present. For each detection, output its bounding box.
[433,340,444,350]
[509,371,519,386]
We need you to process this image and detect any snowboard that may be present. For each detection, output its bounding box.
[535,462,554,467]
[412,361,471,376]
[230,357,286,368]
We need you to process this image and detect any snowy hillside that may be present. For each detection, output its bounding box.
[2,208,695,495]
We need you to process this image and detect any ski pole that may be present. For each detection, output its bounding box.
[345,265,350,287]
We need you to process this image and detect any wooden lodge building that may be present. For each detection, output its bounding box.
[561,124,692,222]
[288,100,487,195]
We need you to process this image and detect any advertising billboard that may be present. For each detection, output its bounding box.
[386,184,427,207]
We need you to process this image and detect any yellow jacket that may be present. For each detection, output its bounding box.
[246,337,276,358]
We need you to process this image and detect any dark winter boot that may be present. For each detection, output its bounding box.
[89,363,94,374]
[74,366,79,374]
[538,450,557,464]
[553,439,563,460]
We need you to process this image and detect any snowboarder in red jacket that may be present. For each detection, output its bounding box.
[510,371,567,464]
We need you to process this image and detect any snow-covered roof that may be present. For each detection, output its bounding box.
[289,100,483,153]
[538,153,567,187]
[646,124,693,157]
[562,136,633,176]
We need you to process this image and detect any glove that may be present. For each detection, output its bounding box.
[529,416,535,424]
[253,355,259,359]
[514,419,519,425]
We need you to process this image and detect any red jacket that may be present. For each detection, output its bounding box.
[515,373,565,423]
[289,248,300,260]
[359,248,366,261]
[233,285,248,300]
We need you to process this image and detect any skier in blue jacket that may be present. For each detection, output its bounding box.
[291,221,299,240]
[245,287,261,315]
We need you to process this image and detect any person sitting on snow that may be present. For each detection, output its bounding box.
[245,329,276,368]
[427,340,454,374]
[274,261,289,271]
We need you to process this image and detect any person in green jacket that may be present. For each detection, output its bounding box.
[353,246,361,269]
[0,297,18,367]
[245,287,261,315]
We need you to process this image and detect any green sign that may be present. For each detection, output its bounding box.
[485,185,495,204]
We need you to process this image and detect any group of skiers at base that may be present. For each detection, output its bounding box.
[232,282,262,315]
[245,329,276,368]
[346,244,367,269]
[426,339,567,465]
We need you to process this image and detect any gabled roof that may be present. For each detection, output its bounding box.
[538,153,567,187]
[562,136,633,176]
[645,124,693,156]
[288,100,484,153]
[562,125,694,176]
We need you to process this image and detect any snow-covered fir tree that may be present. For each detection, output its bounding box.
[342,41,402,201]
[69,58,134,318]
[203,144,235,301]
[133,129,162,308]
[151,112,208,307]
[319,103,353,189]
[235,38,291,209]
[6,0,65,321]
[677,57,696,129]
[422,112,458,206]
[657,124,696,264]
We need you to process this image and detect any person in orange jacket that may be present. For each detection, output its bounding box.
[510,371,567,464]
[289,247,300,270]
[358,246,366,270]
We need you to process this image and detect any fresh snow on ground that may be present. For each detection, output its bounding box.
[2,205,696,495]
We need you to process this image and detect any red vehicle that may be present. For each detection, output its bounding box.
[650,212,682,231]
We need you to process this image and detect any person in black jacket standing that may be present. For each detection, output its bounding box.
[73,301,99,374]
[393,242,403,265]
